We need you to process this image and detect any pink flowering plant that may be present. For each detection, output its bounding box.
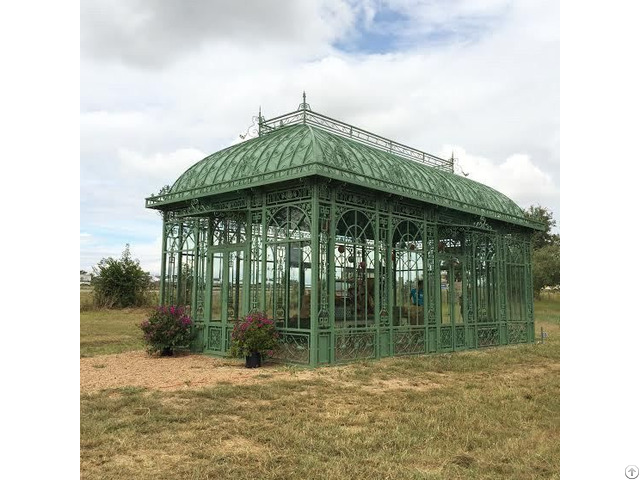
[139,305,193,355]
[228,312,280,358]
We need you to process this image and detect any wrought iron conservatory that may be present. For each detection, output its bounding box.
[145,96,543,367]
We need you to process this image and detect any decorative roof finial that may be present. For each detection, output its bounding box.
[298,91,311,112]
[451,150,469,177]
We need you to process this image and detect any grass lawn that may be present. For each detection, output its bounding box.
[81,308,150,357]
[80,296,560,480]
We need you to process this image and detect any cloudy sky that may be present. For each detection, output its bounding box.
[80,0,559,275]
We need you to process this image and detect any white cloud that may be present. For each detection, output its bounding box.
[117,147,205,182]
[442,145,559,216]
[81,0,356,68]
[80,0,559,273]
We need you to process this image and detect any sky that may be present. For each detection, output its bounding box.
[80,0,560,276]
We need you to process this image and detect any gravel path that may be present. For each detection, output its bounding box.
[80,351,319,393]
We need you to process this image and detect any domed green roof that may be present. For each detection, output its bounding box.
[148,122,536,228]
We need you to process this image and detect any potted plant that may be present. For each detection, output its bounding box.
[139,305,193,356]
[228,312,279,368]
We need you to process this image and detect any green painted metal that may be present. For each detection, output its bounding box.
[147,122,539,230]
[147,99,539,366]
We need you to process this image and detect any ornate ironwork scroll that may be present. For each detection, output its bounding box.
[440,327,453,350]
[318,205,331,329]
[378,215,389,327]
[455,325,466,348]
[508,323,528,344]
[194,219,208,323]
[477,326,500,347]
[273,332,310,364]
[335,331,376,362]
[393,328,426,355]
[207,326,223,351]
[250,219,263,313]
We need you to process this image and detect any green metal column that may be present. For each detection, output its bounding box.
[461,232,471,350]
[525,238,535,342]
[328,191,337,364]
[191,219,205,352]
[317,199,332,365]
[191,220,199,314]
[260,198,268,314]
[310,185,319,367]
[176,222,184,305]
[422,215,429,353]
[374,201,381,359]
[203,217,214,328]
[385,202,394,357]
[426,222,437,353]
[434,223,441,352]
[470,232,479,349]
[496,235,508,345]
[243,209,252,316]
[159,212,168,306]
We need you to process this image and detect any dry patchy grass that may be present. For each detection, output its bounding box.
[80,298,559,480]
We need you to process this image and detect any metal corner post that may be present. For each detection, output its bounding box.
[159,212,167,306]
[310,183,320,367]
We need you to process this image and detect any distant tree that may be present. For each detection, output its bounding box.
[523,205,559,250]
[532,242,560,293]
[92,244,151,308]
[524,205,560,296]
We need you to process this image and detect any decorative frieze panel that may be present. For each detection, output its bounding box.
[207,325,223,351]
[440,327,453,350]
[477,326,500,347]
[273,332,310,364]
[507,322,528,344]
[266,185,311,206]
[174,196,249,218]
[336,189,378,211]
[393,328,426,355]
[455,326,466,348]
[335,331,376,362]
[393,201,423,219]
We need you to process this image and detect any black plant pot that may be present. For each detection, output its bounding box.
[161,347,173,357]
[245,351,261,368]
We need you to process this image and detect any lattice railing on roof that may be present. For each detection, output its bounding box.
[259,99,454,173]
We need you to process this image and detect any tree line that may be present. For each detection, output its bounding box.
[523,205,560,296]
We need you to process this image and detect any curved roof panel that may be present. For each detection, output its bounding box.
[148,123,536,228]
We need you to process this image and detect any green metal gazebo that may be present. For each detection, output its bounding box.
[145,96,543,367]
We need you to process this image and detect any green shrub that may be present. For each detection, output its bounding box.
[92,244,151,308]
